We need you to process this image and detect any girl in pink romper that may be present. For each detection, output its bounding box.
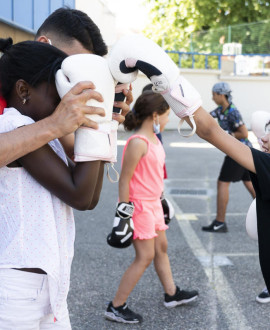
[105,91,198,324]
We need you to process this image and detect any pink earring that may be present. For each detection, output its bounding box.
[22,98,26,105]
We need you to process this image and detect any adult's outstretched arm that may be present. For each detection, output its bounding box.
[186,107,256,173]
[0,81,105,167]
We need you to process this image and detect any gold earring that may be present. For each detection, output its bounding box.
[22,98,26,105]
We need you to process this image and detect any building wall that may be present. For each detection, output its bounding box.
[0,0,75,32]
[131,69,270,130]
[0,21,34,43]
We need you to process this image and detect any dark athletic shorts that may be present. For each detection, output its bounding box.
[218,155,251,182]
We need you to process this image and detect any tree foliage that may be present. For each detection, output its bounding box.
[143,0,270,54]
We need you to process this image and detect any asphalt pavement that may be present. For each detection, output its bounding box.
[68,129,269,330]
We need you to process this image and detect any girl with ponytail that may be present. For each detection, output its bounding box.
[105,91,198,324]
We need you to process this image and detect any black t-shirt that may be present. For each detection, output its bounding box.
[250,148,270,291]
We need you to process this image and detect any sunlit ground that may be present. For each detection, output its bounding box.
[117,131,260,150]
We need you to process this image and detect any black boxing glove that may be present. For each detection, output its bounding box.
[161,194,175,225]
[107,202,135,248]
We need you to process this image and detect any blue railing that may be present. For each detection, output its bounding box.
[166,51,270,75]
[167,51,222,69]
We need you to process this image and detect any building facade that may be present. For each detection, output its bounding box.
[0,0,75,42]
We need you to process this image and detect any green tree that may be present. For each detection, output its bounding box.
[144,0,270,53]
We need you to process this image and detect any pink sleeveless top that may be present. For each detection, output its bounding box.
[122,134,165,201]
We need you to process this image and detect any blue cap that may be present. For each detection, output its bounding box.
[212,82,232,102]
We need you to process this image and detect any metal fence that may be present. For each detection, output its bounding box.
[188,20,270,55]
[166,51,270,76]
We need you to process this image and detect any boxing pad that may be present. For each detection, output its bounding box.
[107,202,134,248]
[55,54,116,162]
[161,194,175,225]
[246,198,258,240]
[251,111,270,140]
[108,35,202,137]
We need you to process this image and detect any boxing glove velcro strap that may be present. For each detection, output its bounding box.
[116,202,134,219]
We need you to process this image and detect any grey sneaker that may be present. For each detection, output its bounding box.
[105,301,143,324]
[164,286,198,308]
[202,219,228,233]
[256,288,270,303]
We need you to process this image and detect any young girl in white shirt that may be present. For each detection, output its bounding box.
[0,38,105,329]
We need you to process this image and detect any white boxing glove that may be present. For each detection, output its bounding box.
[108,35,202,137]
[251,111,270,142]
[246,198,258,240]
[55,54,115,162]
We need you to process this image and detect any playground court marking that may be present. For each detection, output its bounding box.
[168,195,251,330]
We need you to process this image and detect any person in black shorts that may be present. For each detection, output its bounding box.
[202,82,255,232]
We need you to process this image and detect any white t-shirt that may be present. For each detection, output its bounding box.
[0,108,75,320]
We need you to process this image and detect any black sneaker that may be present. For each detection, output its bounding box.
[105,301,143,324]
[256,288,270,303]
[164,286,198,308]
[202,219,228,233]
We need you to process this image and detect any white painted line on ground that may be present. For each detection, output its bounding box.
[169,142,215,148]
[175,213,198,221]
[165,178,217,182]
[217,252,258,257]
[197,255,233,267]
[117,140,127,145]
[169,196,251,330]
[178,212,250,217]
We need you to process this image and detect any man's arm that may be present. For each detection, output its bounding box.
[0,81,105,167]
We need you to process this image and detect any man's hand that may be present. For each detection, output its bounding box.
[112,85,133,124]
[48,81,105,138]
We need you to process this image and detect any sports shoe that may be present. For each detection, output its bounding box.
[105,301,143,324]
[256,288,270,303]
[164,286,198,308]
[202,219,228,232]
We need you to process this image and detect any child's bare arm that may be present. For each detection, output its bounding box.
[187,107,256,173]
[119,138,147,202]
[18,144,104,210]
[88,161,105,210]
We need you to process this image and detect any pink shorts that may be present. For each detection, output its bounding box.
[131,198,168,240]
